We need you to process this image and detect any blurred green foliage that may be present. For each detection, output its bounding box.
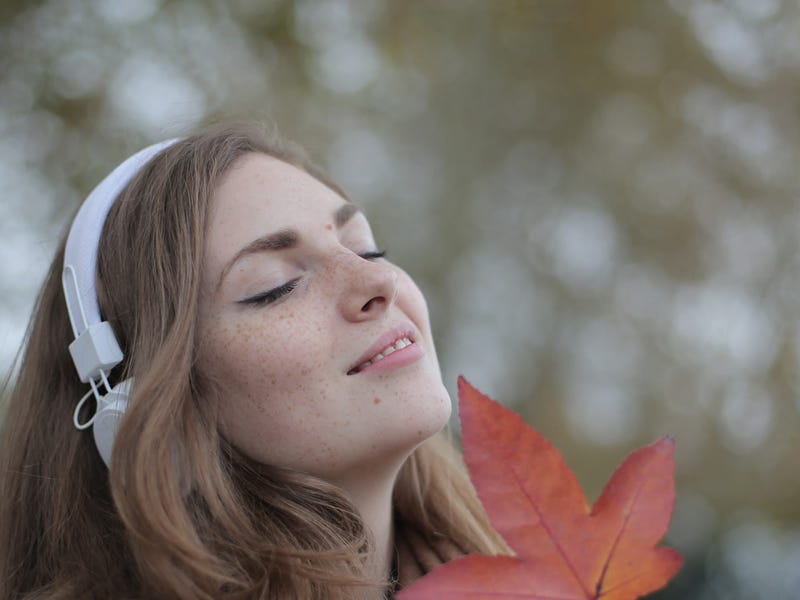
[1,1,799,597]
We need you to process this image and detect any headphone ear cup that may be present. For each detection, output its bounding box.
[92,379,132,467]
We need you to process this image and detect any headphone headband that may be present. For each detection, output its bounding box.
[63,139,179,342]
[62,137,179,466]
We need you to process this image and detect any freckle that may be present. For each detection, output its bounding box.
[325,223,333,230]
[373,397,381,405]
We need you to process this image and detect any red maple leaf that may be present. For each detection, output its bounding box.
[398,377,683,600]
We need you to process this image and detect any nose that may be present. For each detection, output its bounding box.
[338,254,399,321]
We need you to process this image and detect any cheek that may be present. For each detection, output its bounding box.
[203,318,283,388]
[398,272,433,334]
[197,312,332,437]
[198,316,283,420]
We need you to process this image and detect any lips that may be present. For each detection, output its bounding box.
[347,323,417,375]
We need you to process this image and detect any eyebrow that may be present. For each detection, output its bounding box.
[216,203,361,291]
[334,203,359,228]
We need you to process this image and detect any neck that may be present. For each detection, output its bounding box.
[360,483,396,585]
[335,463,401,588]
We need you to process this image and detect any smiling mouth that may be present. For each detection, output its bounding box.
[347,336,415,375]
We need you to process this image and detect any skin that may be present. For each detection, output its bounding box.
[195,152,452,583]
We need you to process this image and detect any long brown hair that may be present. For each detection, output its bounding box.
[0,124,505,599]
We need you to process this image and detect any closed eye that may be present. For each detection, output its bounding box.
[237,250,384,307]
[239,278,300,307]
[359,249,386,260]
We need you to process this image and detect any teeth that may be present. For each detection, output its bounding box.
[353,337,413,373]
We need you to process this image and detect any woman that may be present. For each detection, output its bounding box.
[0,124,505,599]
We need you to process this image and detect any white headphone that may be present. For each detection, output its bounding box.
[63,138,179,467]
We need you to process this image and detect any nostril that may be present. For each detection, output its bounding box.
[361,297,386,312]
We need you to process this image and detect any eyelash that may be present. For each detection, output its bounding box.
[239,249,386,307]
[240,279,300,307]
[360,249,386,261]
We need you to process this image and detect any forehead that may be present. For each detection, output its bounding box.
[202,153,353,281]
[210,152,345,223]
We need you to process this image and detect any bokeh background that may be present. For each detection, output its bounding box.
[2,0,799,597]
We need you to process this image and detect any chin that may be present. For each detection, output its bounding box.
[414,382,453,440]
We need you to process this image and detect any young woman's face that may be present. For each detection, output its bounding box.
[196,153,451,488]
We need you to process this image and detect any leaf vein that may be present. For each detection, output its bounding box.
[509,465,593,599]
[594,472,648,595]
